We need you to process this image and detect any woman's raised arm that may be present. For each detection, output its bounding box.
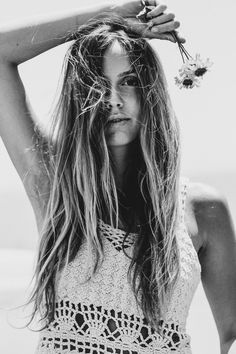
[0,2,123,231]
[0,0,182,66]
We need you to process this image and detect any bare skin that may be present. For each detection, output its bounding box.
[186,182,236,354]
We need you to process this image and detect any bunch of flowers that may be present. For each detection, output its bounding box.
[172,32,213,89]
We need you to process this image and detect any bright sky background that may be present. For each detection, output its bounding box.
[0,2,236,353]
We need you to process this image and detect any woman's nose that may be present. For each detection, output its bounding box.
[106,89,123,109]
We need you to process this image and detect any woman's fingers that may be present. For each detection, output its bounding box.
[160,32,186,43]
[124,1,186,43]
[145,31,185,43]
[146,4,167,18]
[148,12,175,26]
[126,17,186,43]
[159,33,177,43]
[140,3,182,37]
[150,20,180,34]
[173,33,186,44]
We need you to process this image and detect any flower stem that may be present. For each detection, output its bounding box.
[172,31,193,63]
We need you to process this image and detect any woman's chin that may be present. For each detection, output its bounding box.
[106,135,137,147]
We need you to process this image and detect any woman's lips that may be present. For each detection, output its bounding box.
[107,118,131,125]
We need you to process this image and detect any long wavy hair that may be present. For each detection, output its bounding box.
[25,13,181,333]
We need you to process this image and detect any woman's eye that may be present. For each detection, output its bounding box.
[121,76,139,87]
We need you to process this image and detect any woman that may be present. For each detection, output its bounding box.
[0,1,235,353]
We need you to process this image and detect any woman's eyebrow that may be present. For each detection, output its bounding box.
[103,69,136,80]
[118,69,136,77]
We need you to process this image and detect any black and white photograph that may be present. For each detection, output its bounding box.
[0,0,236,353]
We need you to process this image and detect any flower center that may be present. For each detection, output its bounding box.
[194,67,207,77]
[183,78,193,87]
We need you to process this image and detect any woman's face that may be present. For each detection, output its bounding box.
[103,41,141,146]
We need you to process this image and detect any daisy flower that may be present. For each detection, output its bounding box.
[172,32,213,89]
[178,54,213,78]
[175,75,200,89]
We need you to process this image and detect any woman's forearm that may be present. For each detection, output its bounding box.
[0,2,114,66]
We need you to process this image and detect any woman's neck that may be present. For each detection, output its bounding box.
[109,139,138,190]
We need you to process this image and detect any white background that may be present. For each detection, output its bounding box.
[0,0,236,353]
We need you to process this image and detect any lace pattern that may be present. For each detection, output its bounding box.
[36,177,201,354]
[97,221,137,251]
[38,300,191,354]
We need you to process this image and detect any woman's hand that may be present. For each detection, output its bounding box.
[112,0,185,43]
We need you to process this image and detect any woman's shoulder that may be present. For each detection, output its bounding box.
[186,180,227,212]
[184,179,229,252]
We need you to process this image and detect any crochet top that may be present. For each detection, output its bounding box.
[35,177,201,354]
